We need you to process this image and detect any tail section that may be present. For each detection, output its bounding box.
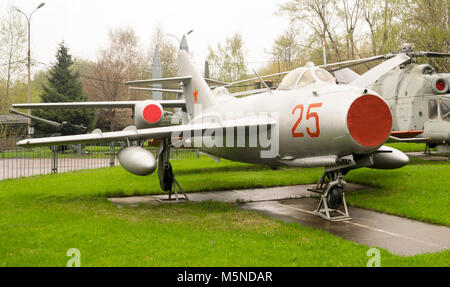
[178,50,216,119]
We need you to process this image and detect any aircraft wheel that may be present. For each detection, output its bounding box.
[326,185,343,209]
[159,163,173,191]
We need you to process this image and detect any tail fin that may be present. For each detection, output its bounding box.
[178,50,216,119]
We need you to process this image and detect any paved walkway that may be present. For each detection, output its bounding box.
[108,184,450,256]
[0,158,118,180]
[406,152,449,161]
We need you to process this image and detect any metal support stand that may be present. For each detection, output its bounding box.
[308,170,351,221]
[109,142,115,167]
[168,177,189,202]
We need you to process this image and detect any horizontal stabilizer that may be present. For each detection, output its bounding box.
[334,68,360,84]
[126,76,192,86]
[128,87,183,94]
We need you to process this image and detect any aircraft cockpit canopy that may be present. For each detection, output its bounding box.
[278,67,335,90]
[439,96,450,122]
[429,96,450,122]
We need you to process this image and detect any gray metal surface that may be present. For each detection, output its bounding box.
[14,50,408,173]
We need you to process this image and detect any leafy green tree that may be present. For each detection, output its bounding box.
[32,42,95,135]
[207,33,248,82]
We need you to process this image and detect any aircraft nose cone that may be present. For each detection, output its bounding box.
[347,94,392,147]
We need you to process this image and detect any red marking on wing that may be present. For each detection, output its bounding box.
[143,104,162,124]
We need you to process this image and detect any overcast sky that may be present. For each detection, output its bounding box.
[2,0,291,73]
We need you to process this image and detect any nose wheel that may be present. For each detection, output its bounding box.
[308,170,351,221]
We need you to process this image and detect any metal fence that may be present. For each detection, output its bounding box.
[0,136,199,180]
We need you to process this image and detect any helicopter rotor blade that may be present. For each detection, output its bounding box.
[10,108,62,128]
[9,108,87,131]
[411,52,450,58]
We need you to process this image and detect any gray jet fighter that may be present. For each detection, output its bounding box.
[13,45,411,221]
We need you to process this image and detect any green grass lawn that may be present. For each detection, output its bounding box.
[0,156,449,266]
[346,158,450,226]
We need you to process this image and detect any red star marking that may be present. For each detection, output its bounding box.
[193,88,199,103]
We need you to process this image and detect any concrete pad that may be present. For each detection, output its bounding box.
[109,184,316,206]
[108,184,450,256]
[108,183,367,206]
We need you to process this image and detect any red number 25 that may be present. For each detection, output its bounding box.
[291,103,323,138]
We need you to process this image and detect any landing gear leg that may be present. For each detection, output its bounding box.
[158,138,189,203]
[308,169,351,221]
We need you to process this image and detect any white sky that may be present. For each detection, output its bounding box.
[2,0,291,73]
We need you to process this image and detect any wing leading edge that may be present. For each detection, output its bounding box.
[12,100,186,109]
[16,117,277,147]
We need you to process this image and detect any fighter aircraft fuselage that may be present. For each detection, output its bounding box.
[193,83,392,168]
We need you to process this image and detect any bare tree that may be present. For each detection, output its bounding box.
[90,28,147,131]
[272,25,300,70]
[279,0,342,61]
[338,0,363,59]
[207,33,248,82]
[150,27,178,79]
[361,0,402,56]
[0,7,26,112]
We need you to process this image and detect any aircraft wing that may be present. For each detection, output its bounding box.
[350,54,411,88]
[16,117,277,147]
[391,130,424,139]
[389,136,431,143]
[12,100,186,109]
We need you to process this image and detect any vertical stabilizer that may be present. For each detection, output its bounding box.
[178,50,216,119]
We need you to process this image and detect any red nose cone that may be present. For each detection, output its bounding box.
[143,104,162,124]
[347,94,392,147]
